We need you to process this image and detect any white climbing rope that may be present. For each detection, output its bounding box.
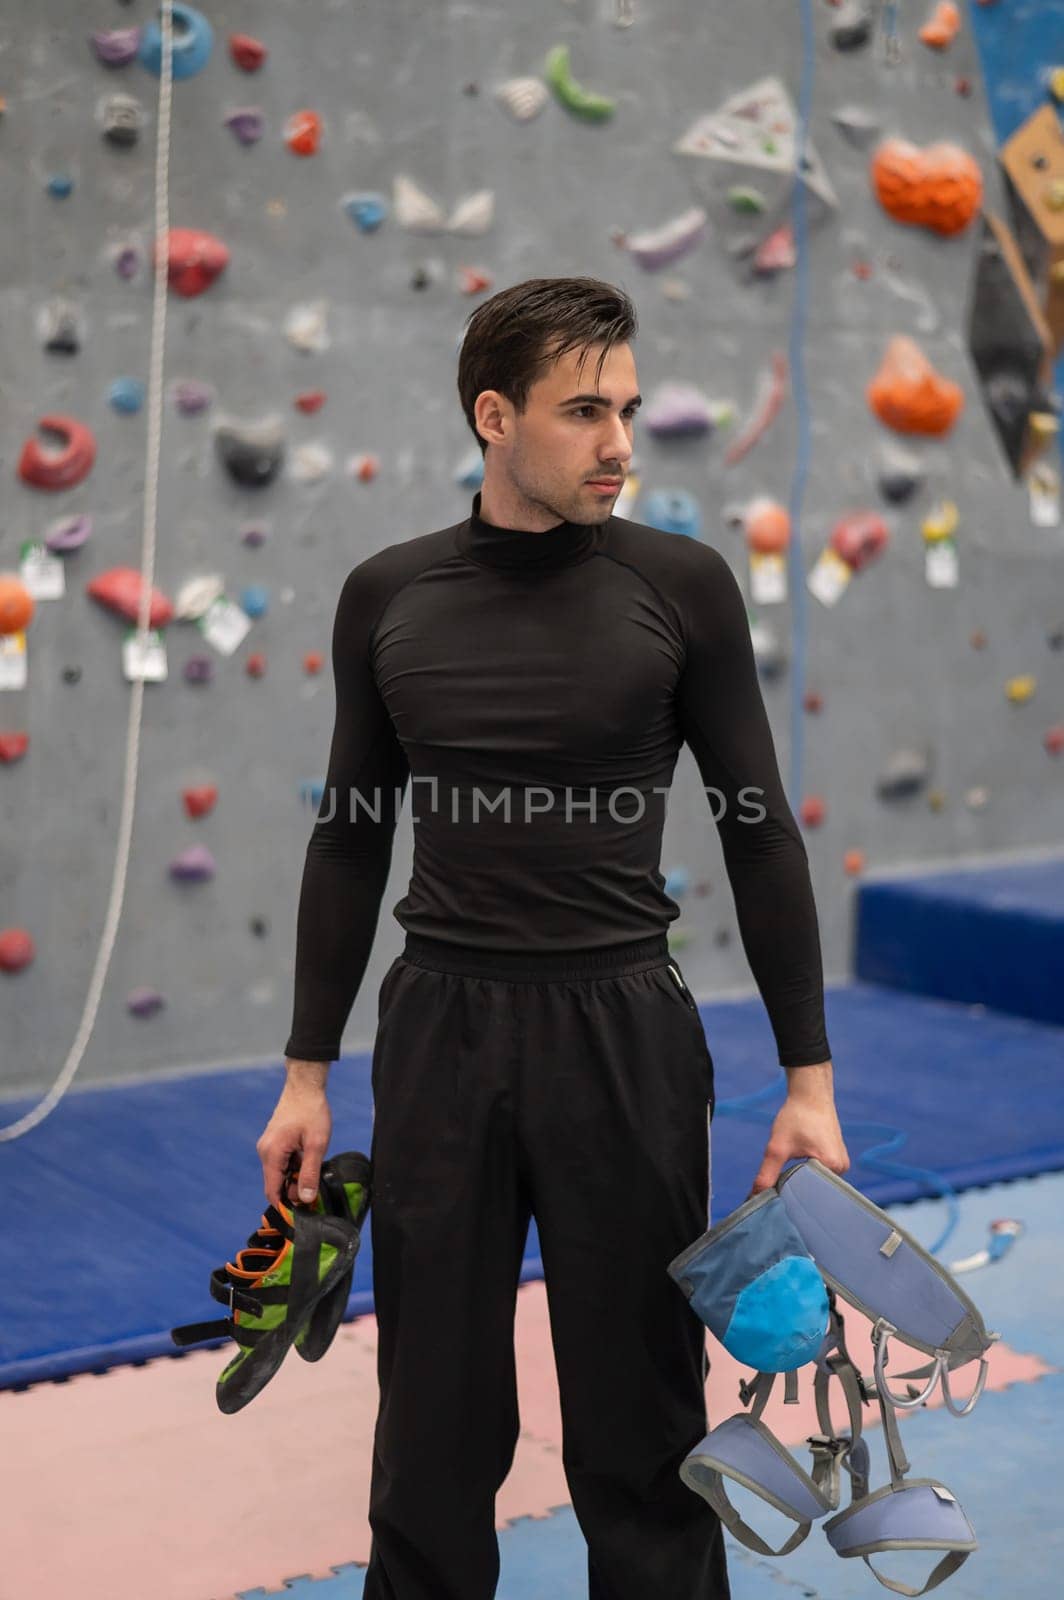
[1,4,175,1141]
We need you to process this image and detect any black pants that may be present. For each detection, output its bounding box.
[362,932,730,1600]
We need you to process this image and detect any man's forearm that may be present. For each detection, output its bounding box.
[784,1060,834,1099]
[286,1058,331,1092]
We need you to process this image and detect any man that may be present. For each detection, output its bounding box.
[259,275,849,1599]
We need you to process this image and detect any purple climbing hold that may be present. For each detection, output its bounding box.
[224,108,265,146]
[644,382,721,438]
[171,378,214,415]
[127,986,165,1019]
[44,514,93,553]
[183,654,214,685]
[113,242,142,280]
[169,843,217,882]
[240,523,269,547]
[91,28,141,67]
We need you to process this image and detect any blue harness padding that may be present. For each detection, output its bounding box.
[667,1158,997,1597]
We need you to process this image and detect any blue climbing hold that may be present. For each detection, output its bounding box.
[47,174,74,199]
[641,489,702,540]
[300,779,326,810]
[239,583,269,619]
[664,866,691,899]
[138,3,213,80]
[109,377,145,414]
[341,191,389,232]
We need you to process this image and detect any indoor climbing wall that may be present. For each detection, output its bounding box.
[1,0,1061,1093]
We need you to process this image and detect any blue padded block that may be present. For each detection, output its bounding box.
[855,858,1064,1026]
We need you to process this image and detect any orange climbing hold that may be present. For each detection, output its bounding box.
[870,138,982,236]
[0,576,35,635]
[285,110,322,156]
[843,848,867,876]
[918,1,961,50]
[800,796,827,829]
[744,498,791,554]
[85,568,175,628]
[867,336,964,436]
[303,650,325,675]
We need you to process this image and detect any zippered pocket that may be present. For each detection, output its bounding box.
[666,961,698,1013]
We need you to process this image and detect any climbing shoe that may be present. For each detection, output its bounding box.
[170,1179,361,1414]
[289,1149,372,1362]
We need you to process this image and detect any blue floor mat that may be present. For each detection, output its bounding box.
[2,980,1063,1388]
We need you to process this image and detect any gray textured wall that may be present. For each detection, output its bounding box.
[1,0,1060,1097]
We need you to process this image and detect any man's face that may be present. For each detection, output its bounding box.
[480,341,640,526]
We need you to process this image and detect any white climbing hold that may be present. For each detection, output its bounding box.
[448,189,495,236]
[394,174,447,232]
[494,77,550,122]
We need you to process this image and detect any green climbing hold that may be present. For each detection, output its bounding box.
[543,44,616,122]
[727,186,767,214]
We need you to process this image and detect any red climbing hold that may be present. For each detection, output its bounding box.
[294,391,327,414]
[157,228,230,297]
[803,691,824,715]
[246,652,267,678]
[17,415,97,491]
[284,109,322,156]
[229,32,267,72]
[86,567,175,628]
[0,731,29,763]
[303,650,325,675]
[830,511,889,572]
[800,795,827,828]
[1044,724,1064,757]
[0,928,35,974]
[0,576,35,635]
[183,784,219,819]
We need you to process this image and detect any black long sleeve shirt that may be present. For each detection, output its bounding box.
[283,490,831,1068]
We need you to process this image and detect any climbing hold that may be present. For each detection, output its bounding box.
[245,651,267,678]
[727,186,766,214]
[867,336,963,435]
[803,691,824,714]
[46,174,74,199]
[108,377,145,414]
[921,500,958,542]
[1005,674,1036,704]
[284,300,330,353]
[843,849,866,876]
[830,511,889,572]
[182,784,218,819]
[800,796,827,828]
[294,390,326,414]
[300,779,326,811]
[240,584,269,619]
[171,378,213,415]
[112,241,142,280]
[0,577,35,635]
[644,383,725,438]
[927,789,947,813]
[228,32,267,72]
[284,109,322,156]
[955,77,973,99]
[870,140,982,236]
[919,1,961,50]
[139,4,213,80]
[625,207,707,272]
[543,43,615,122]
[664,867,690,899]
[91,27,141,67]
[641,490,701,540]
[410,265,433,291]
[0,731,29,763]
[831,105,881,149]
[448,191,495,236]
[877,445,924,504]
[224,108,265,145]
[830,1,873,51]
[157,228,229,297]
[290,443,334,483]
[876,748,931,800]
[393,174,447,232]
[240,523,270,548]
[341,191,388,232]
[0,929,35,974]
[347,454,380,484]
[183,655,214,685]
[965,786,989,811]
[970,628,988,650]
[743,498,791,554]
[169,843,216,883]
[39,298,83,355]
[1049,68,1064,105]
[750,618,787,679]
[61,665,82,685]
[213,416,285,488]
[86,568,174,628]
[494,76,550,122]
[303,651,325,675]
[18,415,97,490]
[1048,628,1064,652]
[100,92,144,146]
[174,575,224,621]
[752,223,796,276]
[249,915,269,938]
[726,351,787,465]
[127,987,165,1018]
[1043,725,1064,757]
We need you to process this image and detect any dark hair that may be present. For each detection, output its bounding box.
[457,276,638,455]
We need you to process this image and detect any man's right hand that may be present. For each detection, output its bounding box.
[257,1061,333,1210]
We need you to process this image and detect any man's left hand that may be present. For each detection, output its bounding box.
[748,1063,849,1197]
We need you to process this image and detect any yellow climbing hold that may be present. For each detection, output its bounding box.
[1045,178,1064,212]
[1005,674,1036,704]
[1030,411,1061,441]
[921,499,958,543]
[1049,67,1064,103]
[544,44,616,122]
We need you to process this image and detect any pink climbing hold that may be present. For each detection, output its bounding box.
[830,511,890,572]
[157,228,230,297]
[0,928,35,974]
[86,567,175,628]
[18,415,97,491]
[169,843,217,883]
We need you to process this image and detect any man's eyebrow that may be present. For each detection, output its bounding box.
[558,393,642,409]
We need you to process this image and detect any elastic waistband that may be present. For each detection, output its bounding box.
[400,931,671,981]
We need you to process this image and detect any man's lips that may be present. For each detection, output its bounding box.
[587,478,623,486]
